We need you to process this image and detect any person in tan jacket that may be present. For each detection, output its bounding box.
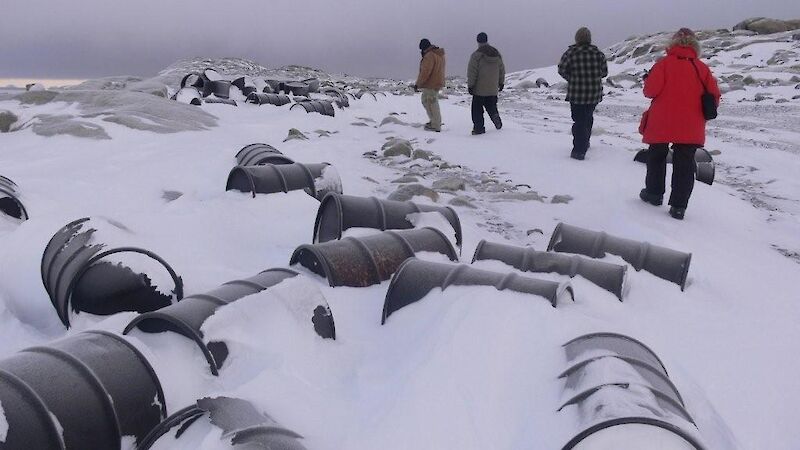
[412,38,446,132]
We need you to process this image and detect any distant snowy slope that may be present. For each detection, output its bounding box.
[507,27,800,104]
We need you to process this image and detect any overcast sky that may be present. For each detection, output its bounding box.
[1,0,797,81]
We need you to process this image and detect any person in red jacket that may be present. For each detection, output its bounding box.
[638,28,721,220]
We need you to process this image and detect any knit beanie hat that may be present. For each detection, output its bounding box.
[419,39,432,51]
[477,32,488,44]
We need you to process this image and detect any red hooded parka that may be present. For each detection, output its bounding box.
[642,46,721,146]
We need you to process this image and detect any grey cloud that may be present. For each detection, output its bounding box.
[1,0,797,80]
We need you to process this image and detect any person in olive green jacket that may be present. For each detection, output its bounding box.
[467,32,505,135]
[412,38,446,132]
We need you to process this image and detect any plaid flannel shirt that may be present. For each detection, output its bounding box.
[558,44,609,104]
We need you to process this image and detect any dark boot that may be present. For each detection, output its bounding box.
[669,207,686,220]
[490,115,502,130]
[639,189,663,206]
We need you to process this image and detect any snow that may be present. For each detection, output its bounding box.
[313,165,343,197]
[0,399,7,443]
[120,435,136,450]
[405,210,459,248]
[0,32,799,448]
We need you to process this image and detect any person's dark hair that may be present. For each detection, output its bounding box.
[477,32,488,44]
[419,39,432,51]
[575,27,592,45]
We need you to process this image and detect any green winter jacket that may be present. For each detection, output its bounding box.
[467,44,506,96]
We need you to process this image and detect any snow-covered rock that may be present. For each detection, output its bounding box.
[733,17,800,35]
[4,89,217,138]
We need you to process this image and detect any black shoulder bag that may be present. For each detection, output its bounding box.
[689,58,718,120]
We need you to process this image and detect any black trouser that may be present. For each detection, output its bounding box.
[645,143,697,208]
[471,95,499,131]
[570,103,596,156]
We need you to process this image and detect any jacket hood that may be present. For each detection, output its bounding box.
[667,45,698,59]
[425,46,445,56]
[477,44,500,57]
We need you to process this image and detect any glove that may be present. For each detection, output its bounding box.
[499,84,504,92]
[468,87,474,95]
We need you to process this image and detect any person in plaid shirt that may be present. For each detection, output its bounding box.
[558,27,608,160]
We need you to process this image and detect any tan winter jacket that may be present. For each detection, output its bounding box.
[468,44,506,96]
[416,47,446,90]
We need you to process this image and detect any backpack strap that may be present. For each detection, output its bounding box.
[686,58,710,94]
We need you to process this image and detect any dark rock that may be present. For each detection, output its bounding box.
[526,229,544,236]
[161,190,183,201]
[535,77,550,88]
[284,128,308,142]
[754,93,770,102]
[392,176,419,183]
[388,183,439,202]
[15,90,58,105]
[0,110,18,132]
[432,177,467,191]
[733,17,800,34]
[382,138,413,157]
[767,50,798,66]
[412,149,436,161]
[380,116,409,127]
[32,114,111,140]
[448,196,477,209]
[550,194,574,204]
[631,45,651,58]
